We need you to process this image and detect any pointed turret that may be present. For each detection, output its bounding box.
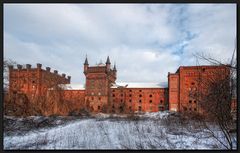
[84,56,89,65]
[106,56,111,64]
[84,55,89,75]
[106,56,111,71]
[113,62,117,71]
[113,62,117,80]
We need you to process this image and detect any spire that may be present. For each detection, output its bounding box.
[106,56,111,64]
[84,55,89,65]
[113,62,117,71]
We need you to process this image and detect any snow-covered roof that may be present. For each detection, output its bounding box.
[111,82,168,88]
[60,84,85,90]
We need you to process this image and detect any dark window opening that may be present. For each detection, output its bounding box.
[92,97,94,100]
[139,100,142,103]
[98,106,100,110]
[139,90,142,92]
[129,99,132,102]
[139,94,142,97]
[121,94,123,97]
[121,99,123,102]
[112,94,115,97]
[120,106,123,113]
[202,68,205,72]
[112,105,115,108]
[129,106,131,110]
[194,108,197,111]
[112,90,115,92]
[149,94,152,97]
[189,100,192,103]
[99,97,101,100]
[189,108,192,111]
[129,90,132,92]
[194,100,197,103]
[191,82,195,85]
[149,100,152,103]
[129,94,132,97]
[160,100,163,103]
[32,81,35,83]
[138,106,142,111]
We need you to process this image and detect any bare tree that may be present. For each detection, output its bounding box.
[191,49,237,149]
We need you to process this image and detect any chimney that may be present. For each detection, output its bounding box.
[54,70,58,74]
[46,67,51,72]
[62,73,66,77]
[26,64,31,69]
[17,64,22,70]
[37,63,42,69]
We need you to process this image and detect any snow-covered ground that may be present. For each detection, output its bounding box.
[3,111,237,150]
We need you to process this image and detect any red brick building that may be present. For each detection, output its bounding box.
[168,65,231,113]
[6,56,233,115]
[8,63,70,100]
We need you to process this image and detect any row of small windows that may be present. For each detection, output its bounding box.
[110,106,165,112]
[112,99,163,103]
[112,94,153,97]
[184,107,197,111]
[189,100,197,103]
[91,97,102,100]
[112,89,143,92]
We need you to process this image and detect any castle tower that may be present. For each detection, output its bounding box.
[84,56,116,113]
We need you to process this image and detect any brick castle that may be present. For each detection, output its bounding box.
[5,56,234,116]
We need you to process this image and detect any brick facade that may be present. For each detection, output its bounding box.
[168,65,231,113]
[6,56,234,116]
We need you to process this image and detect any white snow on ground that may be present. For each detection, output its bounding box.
[4,111,237,150]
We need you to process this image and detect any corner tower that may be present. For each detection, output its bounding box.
[84,56,117,112]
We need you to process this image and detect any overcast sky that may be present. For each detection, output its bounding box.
[4,4,236,85]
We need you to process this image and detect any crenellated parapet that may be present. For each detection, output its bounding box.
[8,63,71,97]
[9,63,71,83]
